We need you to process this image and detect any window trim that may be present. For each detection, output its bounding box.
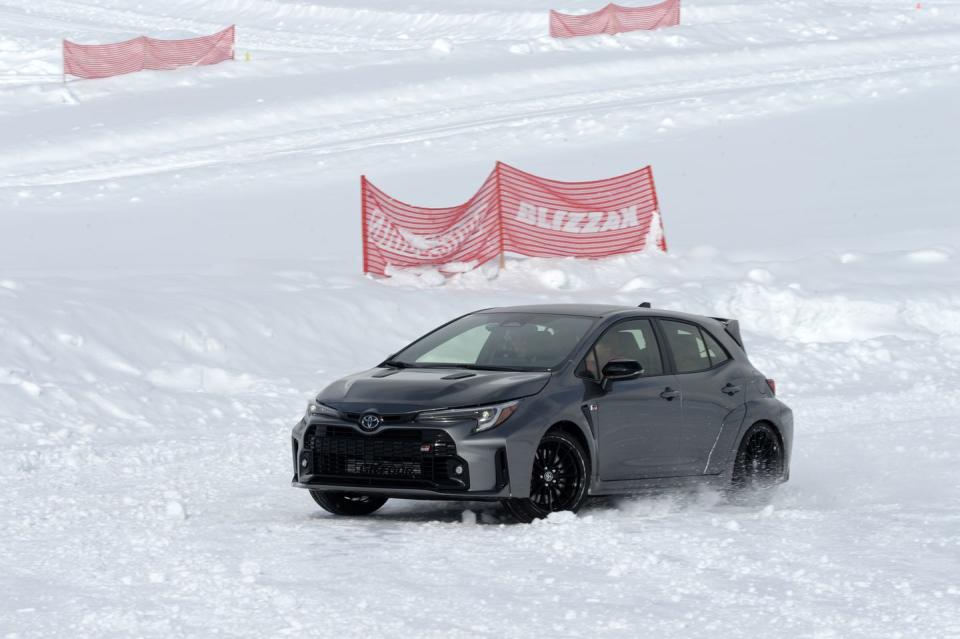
[655,318,733,375]
[575,316,669,381]
[576,348,600,380]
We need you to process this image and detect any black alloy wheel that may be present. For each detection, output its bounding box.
[729,422,784,502]
[310,491,388,516]
[503,431,590,523]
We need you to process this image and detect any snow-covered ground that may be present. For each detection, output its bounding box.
[2,0,960,637]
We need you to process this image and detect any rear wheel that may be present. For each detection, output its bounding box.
[310,491,388,516]
[503,431,590,523]
[729,422,784,504]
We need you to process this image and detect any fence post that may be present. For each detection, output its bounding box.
[360,175,369,274]
[647,166,667,252]
[495,161,506,271]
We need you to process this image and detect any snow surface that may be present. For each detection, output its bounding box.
[2,0,960,637]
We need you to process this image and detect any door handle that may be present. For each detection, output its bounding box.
[660,387,680,401]
[722,383,742,396]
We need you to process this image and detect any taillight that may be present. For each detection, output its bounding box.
[765,379,776,395]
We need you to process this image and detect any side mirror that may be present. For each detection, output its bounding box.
[600,359,643,390]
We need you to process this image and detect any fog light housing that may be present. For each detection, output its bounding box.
[301,458,308,468]
[454,464,464,476]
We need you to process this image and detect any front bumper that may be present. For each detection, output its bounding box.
[291,480,510,501]
[291,417,513,500]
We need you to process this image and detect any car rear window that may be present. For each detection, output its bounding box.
[701,329,730,366]
[661,320,713,373]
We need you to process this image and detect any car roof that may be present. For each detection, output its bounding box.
[475,303,719,324]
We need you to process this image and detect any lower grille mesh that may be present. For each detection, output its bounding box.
[308,426,466,489]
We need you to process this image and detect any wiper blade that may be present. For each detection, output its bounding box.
[382,359,410,369]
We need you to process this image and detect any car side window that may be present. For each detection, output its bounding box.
[661,320,713,373]
[701,329,730,366]
[591,319,664,377]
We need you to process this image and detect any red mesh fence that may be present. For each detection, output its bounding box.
[550,0,680,38]
[64,25,235,79]
[362,163,666,276]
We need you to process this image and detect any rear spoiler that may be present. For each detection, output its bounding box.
[711,317,744,351]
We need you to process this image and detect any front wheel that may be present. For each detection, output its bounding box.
[728,422,784,504]
[503,431,590,523]
[310,491,388,516]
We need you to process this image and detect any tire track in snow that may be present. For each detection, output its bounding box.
[3,38,960,188]
[0,0,545,55]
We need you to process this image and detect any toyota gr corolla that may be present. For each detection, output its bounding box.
[292,304,792,522]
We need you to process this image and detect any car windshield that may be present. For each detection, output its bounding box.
[387,312,596,371]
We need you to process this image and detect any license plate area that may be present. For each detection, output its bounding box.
[344,459,422,478]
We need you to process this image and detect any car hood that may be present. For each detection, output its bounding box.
[317,367,551,414]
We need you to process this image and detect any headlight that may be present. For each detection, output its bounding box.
[306,402,340,419]
[417,400,520,432]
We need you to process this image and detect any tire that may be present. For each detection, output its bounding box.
[503,430,590,523]
[728,422,785,505]
[310,491,388,516]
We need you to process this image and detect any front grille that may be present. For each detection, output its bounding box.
[306,426,467,490]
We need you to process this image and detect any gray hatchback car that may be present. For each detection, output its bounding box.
[292,304,792,522]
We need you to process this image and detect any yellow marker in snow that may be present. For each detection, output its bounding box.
[244,51,251,62]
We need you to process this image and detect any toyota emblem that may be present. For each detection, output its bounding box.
[359,413,382,432]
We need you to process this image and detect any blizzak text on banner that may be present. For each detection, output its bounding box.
[515,202,643,233]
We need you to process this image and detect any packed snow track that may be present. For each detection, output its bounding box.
[2,0,960,637]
